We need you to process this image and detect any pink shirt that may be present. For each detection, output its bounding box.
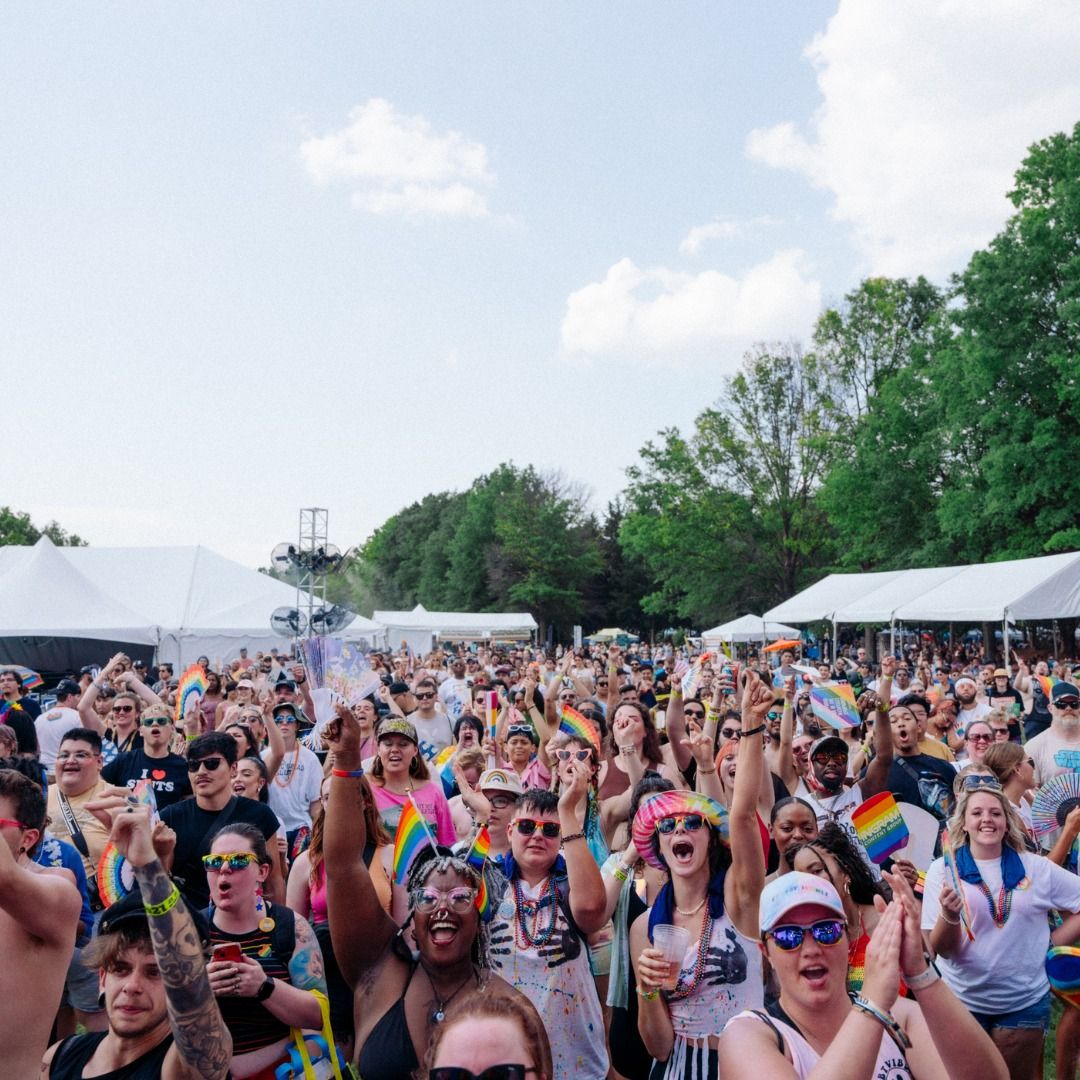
[372,781,456,846]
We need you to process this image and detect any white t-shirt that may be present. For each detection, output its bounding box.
[921,849,1080,1013]
[262,744,323,833]
[438,677,471,711]
[35,707,81,770]
[1026,725,1080,786]
[793,780,879,878]
[410,710,455,753]
[955,701,991,735]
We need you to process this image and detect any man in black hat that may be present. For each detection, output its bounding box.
[42,800,231,1078]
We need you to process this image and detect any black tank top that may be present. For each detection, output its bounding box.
[49,1031,173,1079]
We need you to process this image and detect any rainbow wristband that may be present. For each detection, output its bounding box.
[331,767,364,779]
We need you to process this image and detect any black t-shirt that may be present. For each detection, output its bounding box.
[987,687,1024,715]
[8,695,41,720]
[101,750,192,809]
[160,796,279,909]
[886,753,957,820]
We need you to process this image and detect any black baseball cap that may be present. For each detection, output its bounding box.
[98,889,210,948]
[55,679,81,698]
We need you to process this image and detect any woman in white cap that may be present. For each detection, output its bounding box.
[718,870,1006,1079]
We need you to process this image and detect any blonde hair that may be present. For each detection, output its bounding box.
[983,741,1025,784]
[947,784,1028,854]
[454,746,486,773]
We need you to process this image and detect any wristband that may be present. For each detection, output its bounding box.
[740,724,766,739]
[636,986,659,1000]
[331,768,365,778]
[697,766,717,775]
[939,910,961,925]
[612,864,630,882]
[562,831,586,845]
[902,963,941,991]
[144,884,181,918]
[851,996,912,1050]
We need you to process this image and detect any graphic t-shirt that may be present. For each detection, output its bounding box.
[1027,727,1080,786]
[262,745,323,833]
[884,754,957,821]
[102,750,192,808]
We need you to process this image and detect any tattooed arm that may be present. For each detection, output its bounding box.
[252,912,324,1030]
[112,805,231,1080]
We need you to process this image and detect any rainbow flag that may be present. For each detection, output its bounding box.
[941,829,975,942]
[465,826,491,872]
[809,682,861,730]
[851,792,909,864]
[1037,675,1060,700]
[392,795,435,884]
[559,705,600,748]
[175,664,208,725]
[475,871,491,920]
[487,690,499,745]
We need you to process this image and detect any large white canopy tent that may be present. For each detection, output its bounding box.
[0,537,385,670]
[701,614,801,649]
[373,603,538,654]
[762,550,1080,665]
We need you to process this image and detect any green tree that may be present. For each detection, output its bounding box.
[934,121,1080,559]
[0,506,86,547]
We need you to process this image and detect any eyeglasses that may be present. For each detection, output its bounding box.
[56,750,98,762]
[656,813,705,834]
[187,756,225,773]
[415,691,435,701]
[112,705,136,715]
[202,851,260,872]
[0,817,29,830]
[555,748,592,762]
[488,795,516,809]
[514,818,560,838]
[767,918,846,951]
[960,773,1002,792]
[430,1066,537,1080]
[412,886,477,913]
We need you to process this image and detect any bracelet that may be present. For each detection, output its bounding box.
[902,963,941,991]
[562,831,586,845]
[144,884,181,918]
[636,986,659,1000]
[939,910,961,925]
[740,724,766,738]
[619,744,636,756]
[697,766,717,774]
[611,864,629,882]
[851,996,912,1050]
[185,733,197,742]
[331,767,365,778]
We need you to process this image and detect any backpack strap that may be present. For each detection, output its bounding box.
[552,871,582,943]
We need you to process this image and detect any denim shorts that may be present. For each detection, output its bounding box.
[62,910,104,1013]
[970,991,1051,1033]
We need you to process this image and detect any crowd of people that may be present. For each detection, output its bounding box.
[0,636,1078,1078]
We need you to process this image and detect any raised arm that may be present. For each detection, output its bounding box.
[323,703,398,986]
[261,696,286,779]
[665,662,691,773]
[560,762,607,934]
[112,805,232,1080]
[778,676,798,793]
[860,689,893,800]
[116,670,165,708]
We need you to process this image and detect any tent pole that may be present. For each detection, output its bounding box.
[889,620,895,657]
[832,620,837,664]
[1002,610,1010,672]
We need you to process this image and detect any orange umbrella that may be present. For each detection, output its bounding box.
[763,638,802,653]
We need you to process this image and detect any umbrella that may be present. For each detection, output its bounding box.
[11,665,43,690]
[763,639,802,654]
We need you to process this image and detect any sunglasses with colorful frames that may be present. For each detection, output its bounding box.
[655,813,706,835]
[202,852,260,872]
[140,716,172,728]
[766,918,846,951]
[412,887,477,913]
[514,819,560,838]
[555,748,592,762]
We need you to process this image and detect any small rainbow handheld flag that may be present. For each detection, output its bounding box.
[487,690,499,745]
[851,792,909,864]
[559,705,600,748]
[1036,675,1060,700]
[465,826,491,872]
[392,795,436,885]
[475,871,491,920]
[809,682,861,730]
[175,664,208,725]
[941,829,976,942]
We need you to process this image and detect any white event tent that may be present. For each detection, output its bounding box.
[0,537,385,668]
[374,603,538,654]
[701,614,800,649]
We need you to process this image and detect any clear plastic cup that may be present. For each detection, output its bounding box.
[652,924,691,990]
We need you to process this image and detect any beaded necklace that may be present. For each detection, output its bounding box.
[975,878,1013,928]
[666,907,713,1001]
[273,743,301,788]
[513,876,558,949]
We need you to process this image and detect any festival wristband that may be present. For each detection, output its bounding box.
[851,997,912,1050]
[902,963,941,991]
[636,986,659,1000]
[739,724,766,739]
[144,884,181,918]
[562,831,586,845]
[331,768,365,778]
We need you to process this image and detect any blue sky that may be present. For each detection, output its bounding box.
[5,2,1080,574]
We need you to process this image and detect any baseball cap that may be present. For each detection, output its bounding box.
[809,735,849,759]
[54,678,81,698]
[236,679,255,690]
[478,768,523,796]
[759,871,846,933]
[376,717,418,744]
[1053,683,1080,705]
[275,675,296,691]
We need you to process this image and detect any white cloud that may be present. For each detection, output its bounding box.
[560,249,821,360]
[300,98,496,219]
[679,215,781,256]
[745,1,1080,276]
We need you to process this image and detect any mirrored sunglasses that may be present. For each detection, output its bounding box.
[767,918,846,951]
[202,851,260,872]
[656,813,706,835]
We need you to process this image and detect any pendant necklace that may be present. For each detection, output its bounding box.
[423,963,477,1024]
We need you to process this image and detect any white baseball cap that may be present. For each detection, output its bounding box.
[759,871,846,932]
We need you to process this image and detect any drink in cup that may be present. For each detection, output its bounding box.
[652,924,691,991]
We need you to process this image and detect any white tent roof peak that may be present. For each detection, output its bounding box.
[412,603,427,613]
[702,614,800,643]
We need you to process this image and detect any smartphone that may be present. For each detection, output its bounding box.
[212,942,243,965]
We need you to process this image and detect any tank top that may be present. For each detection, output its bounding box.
[357,964,421,1080]
[654,912,764,1080]
[726,1009,913,1079]
[49,1031,173,1079]
[309,843,393,924]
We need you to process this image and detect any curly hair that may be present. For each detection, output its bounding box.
[785,822,888,907]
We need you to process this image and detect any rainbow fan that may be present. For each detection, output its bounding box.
[174,664,208,725]
[559,705,600,749]
[97,842,136,907]
[1048,946,1080,1010]
[1031,773,1080,837]
[809,682,861,730]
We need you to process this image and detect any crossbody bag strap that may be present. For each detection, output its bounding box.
[56,791,90,859]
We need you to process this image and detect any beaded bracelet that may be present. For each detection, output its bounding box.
[331,768,365,779]
[562,831,586,844]
[144,884,181,918]
[851,997,912,1050]
[636,986,659,1001]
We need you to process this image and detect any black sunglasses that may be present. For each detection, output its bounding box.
[514,818,560,838]
[683,708,705,719]
[187,756,225,773]
[430,1067,536,1080]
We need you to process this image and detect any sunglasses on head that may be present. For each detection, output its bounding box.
[202,851,260,872]
[555,748,592,762]
[430,1067,536,1080]
[187,756,226,773]
[506,725,534,740]
[767,918,846,951]
[656,813,705,835]
[514,818,560,838]
[960,774,1002,792]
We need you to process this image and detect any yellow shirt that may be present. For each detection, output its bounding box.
[47,779,111,879]
[918,737,956,762]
